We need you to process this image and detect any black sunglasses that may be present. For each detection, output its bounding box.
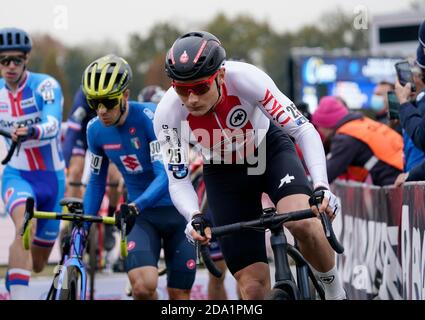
[87,96,122,111]
[0,55,26,67]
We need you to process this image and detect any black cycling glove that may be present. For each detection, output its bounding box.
[115,204,138,235]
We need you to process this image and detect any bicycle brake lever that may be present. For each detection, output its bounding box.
[319,212,331,238]
[192,223,202,265]
[20,197,34,236]
[15,135,23,157]
[14,123,26,157]
[121,220,126,239]
[319,212,344,254]
[20,213,30,237]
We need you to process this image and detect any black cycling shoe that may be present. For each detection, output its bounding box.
[103,224,116,251]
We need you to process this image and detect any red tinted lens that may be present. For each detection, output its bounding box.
[172,71,219,97]
[174,83,211,96]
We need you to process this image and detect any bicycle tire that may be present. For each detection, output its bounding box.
[158,267,167,277]
[58,266,79,300]
[46,281,57,300]
[88,225,98,300]
[265,288,292,300]
[308,270,325,300]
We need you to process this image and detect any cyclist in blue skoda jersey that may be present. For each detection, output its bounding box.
[82,54,196,300]
[0,28,65,299]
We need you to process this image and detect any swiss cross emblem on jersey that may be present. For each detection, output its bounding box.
[120,154,143,173]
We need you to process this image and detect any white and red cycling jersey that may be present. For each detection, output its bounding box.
[154,61,329,221]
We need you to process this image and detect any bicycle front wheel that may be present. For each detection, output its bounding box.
[58,266,80,300]
[87,225,99,300]
[265,288,293,300]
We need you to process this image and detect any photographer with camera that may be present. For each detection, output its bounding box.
[397,47,425,151]
[397,21,425,149]
[394,24,425,186]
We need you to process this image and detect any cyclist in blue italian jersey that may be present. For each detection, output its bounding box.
[62,86,122,252]
[0,28,65,299]
[82,55,196,300]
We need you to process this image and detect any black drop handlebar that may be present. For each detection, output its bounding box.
[196,208,344,278]
[0,128,23,165]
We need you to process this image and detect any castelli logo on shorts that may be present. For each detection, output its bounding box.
[5,188,14,204]
[186,259,196,270]
[127,241,136,251]
[180,51,189,64]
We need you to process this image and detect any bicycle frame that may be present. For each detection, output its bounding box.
[48,223,88,300]
[199,208,343,300]
[268,224,324,300]
[21,196,135,300]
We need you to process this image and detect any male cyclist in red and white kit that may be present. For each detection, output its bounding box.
[154,31,346,300]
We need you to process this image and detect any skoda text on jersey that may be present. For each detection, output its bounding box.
[0,72,65,172]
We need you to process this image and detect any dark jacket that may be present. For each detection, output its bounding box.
[399,91,425,152]
[327,113,402,186]
[406,159,425,181]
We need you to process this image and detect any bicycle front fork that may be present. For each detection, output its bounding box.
[269,227,299,298]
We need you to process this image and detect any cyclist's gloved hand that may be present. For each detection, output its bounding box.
[12,125,36,142]
[185,213,211,245]
[115,204,138,235]
[309,187,341,221]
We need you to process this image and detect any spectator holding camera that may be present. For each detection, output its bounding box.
[394,23,425,186]
[396,46,425,152]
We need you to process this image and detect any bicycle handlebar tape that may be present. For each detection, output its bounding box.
[320,213,344,254]
[0,128,16,165]
[1,140,17,165]
[25,197,35,220]
[20,197,35,249]
[211,222,242,237]
[200,245,222,278]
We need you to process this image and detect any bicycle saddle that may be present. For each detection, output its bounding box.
[60,197,83,211]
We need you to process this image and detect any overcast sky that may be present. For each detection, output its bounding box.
[1,0,414,47]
